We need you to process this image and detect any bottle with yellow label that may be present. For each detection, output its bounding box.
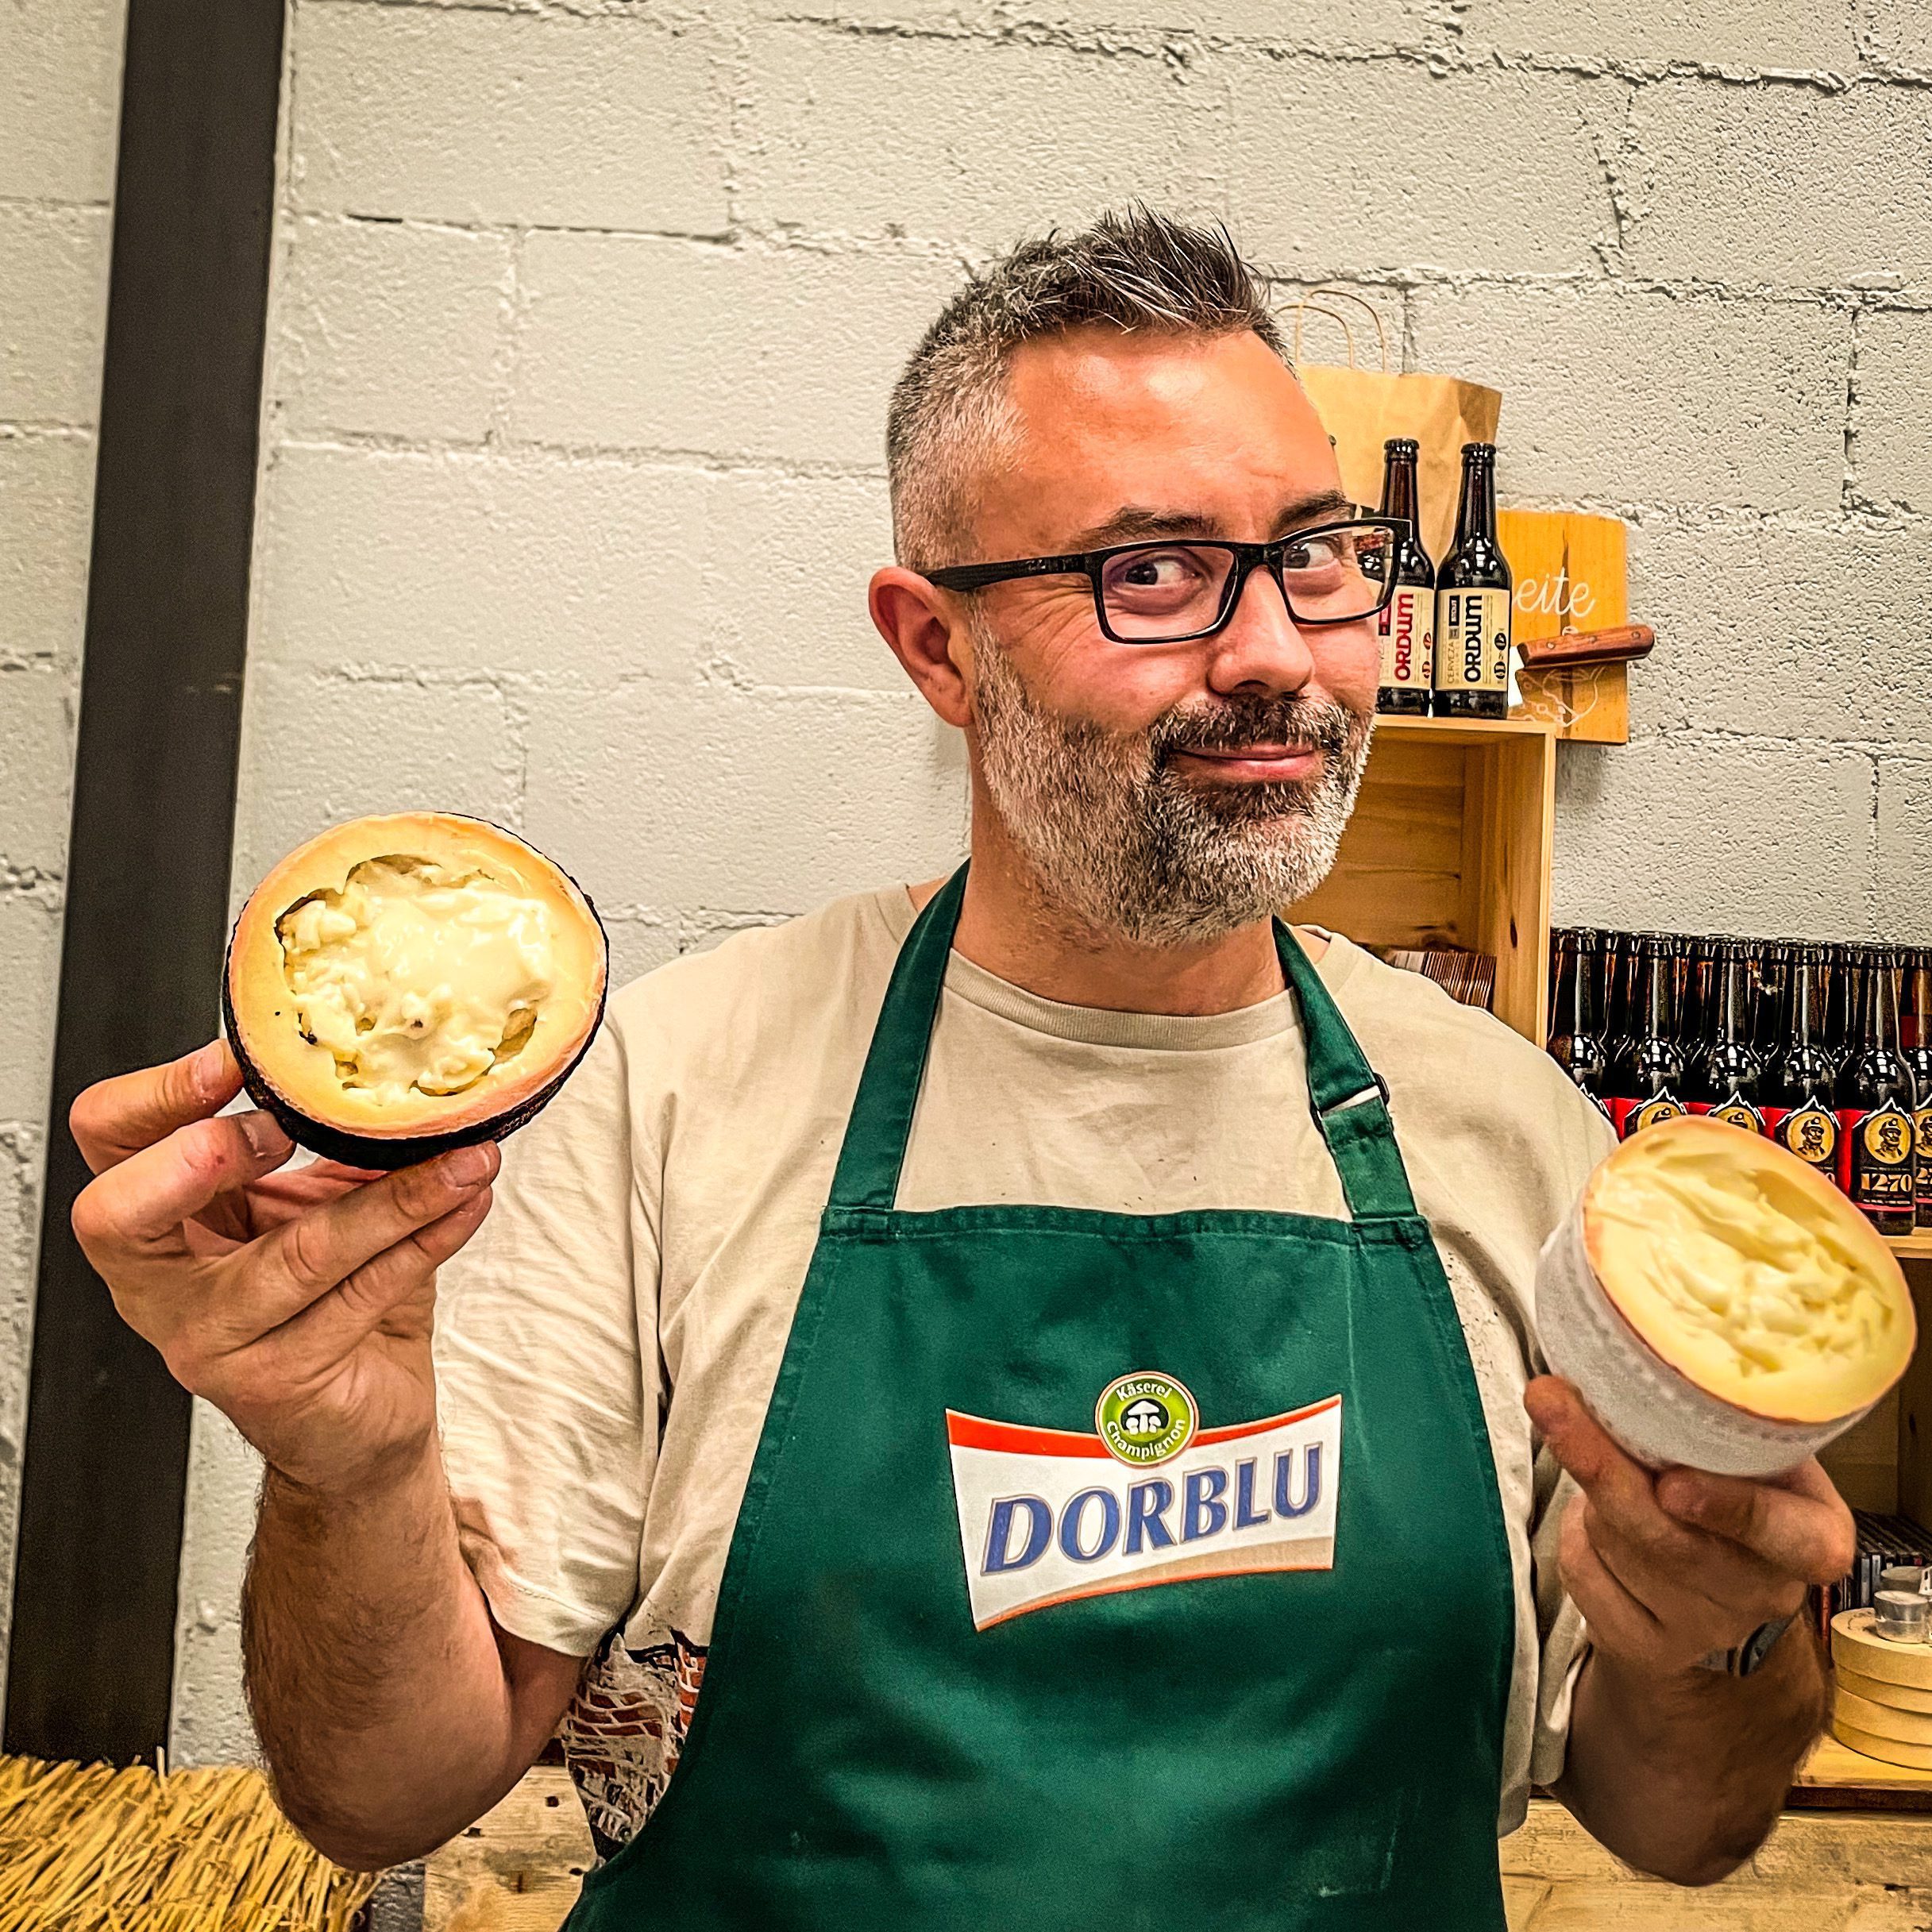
[1767,943,1841,1182]
[1432,442,1511,721]
[1839,947,1919,1236]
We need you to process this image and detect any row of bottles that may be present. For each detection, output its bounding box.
[1548,930,1932,1237]
[1371,439,1512,720]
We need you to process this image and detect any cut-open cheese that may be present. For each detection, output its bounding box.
[1583,1115,1912,1426]
[225,814,607,1167]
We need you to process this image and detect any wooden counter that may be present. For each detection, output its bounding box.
[424,1762,1932,1932]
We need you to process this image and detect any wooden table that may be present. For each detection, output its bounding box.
[424,1754,1932,1932]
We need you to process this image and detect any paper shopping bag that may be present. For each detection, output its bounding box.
[1289,288,1502,564]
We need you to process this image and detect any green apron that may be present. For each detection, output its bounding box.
[570,866,1516,1930]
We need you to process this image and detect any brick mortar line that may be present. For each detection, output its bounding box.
[770,11,1926,91]
[264,437,1932,532]
[0,419,99,441]
[0,193,114,214]
[1633,726,1932,758]
[285,214,1932,310]
[275,429,888,479]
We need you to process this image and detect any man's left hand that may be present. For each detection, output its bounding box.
[1526,1375,1857,1676]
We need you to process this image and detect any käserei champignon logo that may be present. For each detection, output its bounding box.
[1094,1371,1197,1467]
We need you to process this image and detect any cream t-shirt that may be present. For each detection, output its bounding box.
[434,885,1614,1852]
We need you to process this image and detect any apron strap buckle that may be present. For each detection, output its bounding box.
[1317,1073,1391,1120]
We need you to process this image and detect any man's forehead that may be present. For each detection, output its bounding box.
[985,327,1341,546]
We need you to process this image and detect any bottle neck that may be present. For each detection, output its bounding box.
[1382,452,1419,528]
[1862,954,1902,1058]
[1714,956,1750,1047]
[1640,947,1677,1042]
[1787,956,1824,1046]
[1454,453,1497,550]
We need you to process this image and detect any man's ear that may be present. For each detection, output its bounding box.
[870,566,972,730]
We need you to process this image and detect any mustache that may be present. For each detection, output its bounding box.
[1149,695,1364,764]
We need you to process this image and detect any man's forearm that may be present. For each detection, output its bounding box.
[1555,1626,1825,1885]
[242,1441,551,1868]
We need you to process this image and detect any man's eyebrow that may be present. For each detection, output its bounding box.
[1060,488,1355,551]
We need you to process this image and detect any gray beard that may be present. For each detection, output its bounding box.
[970,614,1373,948]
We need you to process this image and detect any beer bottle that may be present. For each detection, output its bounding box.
[1906,947,1932,1230]
[1681,935,1721,1062]
[1433,442,1512,721]
[1607,933,1687,1138]
[1753,940,1792,1062]
[1548,927,1610,1116]
[1824,942,1864,1077]
[1372,438,1434,716]
[1766,943,1840,1182]
[1688,939,1764,1132]
[1840,946,1919,1236]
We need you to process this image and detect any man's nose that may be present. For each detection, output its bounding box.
[1203,561,1317,698]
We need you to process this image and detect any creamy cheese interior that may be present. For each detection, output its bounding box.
[277,855,553,1104]
[1591,1132,1903,1406]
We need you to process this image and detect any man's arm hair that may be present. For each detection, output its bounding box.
[244,1444,582,1869]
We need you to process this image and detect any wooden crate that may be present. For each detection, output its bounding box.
[1293,713,1556,1043]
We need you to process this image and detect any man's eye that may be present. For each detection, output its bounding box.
[1116,550,1201,588]
[1282,534,1346,573]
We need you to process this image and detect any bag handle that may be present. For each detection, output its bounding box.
[1288,285,1391,373]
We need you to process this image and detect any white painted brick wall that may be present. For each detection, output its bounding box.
[0,0,1893,1757]
[0,0,125,1685]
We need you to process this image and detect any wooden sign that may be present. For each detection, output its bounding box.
[1499,508,1632,744]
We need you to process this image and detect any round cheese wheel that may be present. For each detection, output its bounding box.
[1832,1718,1932,1771]
[1835,1685,1932,1745]
[1833,1609,1932,1691]
[1836,1664,1932,1715]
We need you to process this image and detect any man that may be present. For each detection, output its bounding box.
[74,209,1847,1924]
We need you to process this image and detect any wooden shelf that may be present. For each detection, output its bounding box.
[1791,1732,1932,1811]
[1294,711,1556,1042]
[1374,711,1557,742]
[1891,1232,1932,1261]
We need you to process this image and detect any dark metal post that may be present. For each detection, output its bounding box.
[5,0,284,1762]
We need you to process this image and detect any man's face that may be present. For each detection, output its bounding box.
[953,326,1377,947]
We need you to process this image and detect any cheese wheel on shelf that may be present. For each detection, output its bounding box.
[1832,1719,1932,1771]
[1836,1664,1932,1715]
[1835,1685,1932,1746]
[1833,1608,1932,1691]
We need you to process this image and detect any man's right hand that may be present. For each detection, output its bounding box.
[71,1038,499,1495]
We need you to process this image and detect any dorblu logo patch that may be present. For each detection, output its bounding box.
[947,1383,1341,1630]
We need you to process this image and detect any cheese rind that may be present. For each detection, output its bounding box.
[1583,1116,1911,1425]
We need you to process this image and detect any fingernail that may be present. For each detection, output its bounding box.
[442,1144,495,1187]
[194,1039,229,1093]
[239,1109,289,1159]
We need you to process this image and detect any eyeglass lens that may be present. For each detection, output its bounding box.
[1097,525,1395,641]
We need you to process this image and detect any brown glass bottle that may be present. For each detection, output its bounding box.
[1433,442,1511,720]
[1823,942,1865,1078]
[1838,947,1919,1236]
[1766,943,1840,1181]
[1753,940,1793,1061]
[1373,438,1434,716]
[1548,928,1610,1116]
[1907,948,1932,1231]
[1681,935,1721,1062]
[1607,934,1687,1139]
[1689,939,1764,1132]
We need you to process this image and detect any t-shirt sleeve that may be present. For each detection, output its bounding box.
[433,1022,656,1658]
[1525,1082,1617,1790]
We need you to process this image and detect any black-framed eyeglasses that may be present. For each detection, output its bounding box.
[922,518,1408,646]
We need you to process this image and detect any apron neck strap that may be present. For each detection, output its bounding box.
[1271,920,1420,1221]
[828,864,1420,1223]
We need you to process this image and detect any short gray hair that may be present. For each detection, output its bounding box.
[886,206,1290,572]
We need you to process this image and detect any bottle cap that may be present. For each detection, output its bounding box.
[1874,1590,1932,1642]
